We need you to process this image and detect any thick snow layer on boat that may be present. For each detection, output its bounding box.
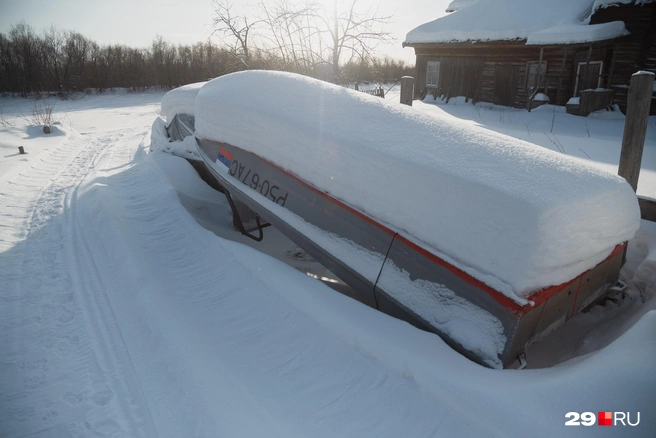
[195,71,640,299]
[160,81,205,122]
[404,0,627,44]
[626,220,656,298]
[445,0,477,12]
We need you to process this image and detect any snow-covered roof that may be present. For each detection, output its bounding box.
[594,0,654,9]
[527,21,627,45]
[404,0,634,46]
[195,71,640,299]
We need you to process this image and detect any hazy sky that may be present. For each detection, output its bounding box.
[0,0,450,62]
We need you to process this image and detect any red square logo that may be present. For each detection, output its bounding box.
[598,412,613,426]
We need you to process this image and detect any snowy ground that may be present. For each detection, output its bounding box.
[0,89,655,437]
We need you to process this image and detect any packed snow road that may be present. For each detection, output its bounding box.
[0,124,157,436]
[0,91,654,437]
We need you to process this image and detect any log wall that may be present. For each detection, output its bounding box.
[591,2,656,114]
[413,44,604,108]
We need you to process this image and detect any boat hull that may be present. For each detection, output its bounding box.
[197,137,624,368]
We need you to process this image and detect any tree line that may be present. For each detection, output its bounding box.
[0,21,413,96]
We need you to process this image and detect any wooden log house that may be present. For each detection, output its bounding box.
[403,0,656,115]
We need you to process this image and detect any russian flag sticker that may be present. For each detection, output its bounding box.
[218,146,233,168]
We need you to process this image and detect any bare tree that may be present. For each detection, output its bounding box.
[0,17,405,95]
[319,0,393,82]
[259,0,321,74]
[9,22,41,95]
[212,0,262,67]
[212,0,393,82]
[42,26,66,92]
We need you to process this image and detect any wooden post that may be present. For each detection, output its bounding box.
[618,71,654,192]
[18,146,25,154]
[400,76,414,106]
[556,48,567,105]
[618,72,653,265]
[618,71,655,266]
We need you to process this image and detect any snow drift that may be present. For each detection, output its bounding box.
[625,220,656,299]
[194,71,640,299]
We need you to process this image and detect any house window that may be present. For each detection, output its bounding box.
[574,61,603,95]
[426,61,440,88]
[526,61,547,92]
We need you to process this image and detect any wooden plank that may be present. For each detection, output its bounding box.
[556,48,567,105]
[618,71,655,192]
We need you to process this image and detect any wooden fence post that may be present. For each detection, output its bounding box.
[618,71,654,192]
[400,76,414,106]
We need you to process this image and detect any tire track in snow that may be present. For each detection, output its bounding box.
[0,130,91,437]
[65,130,158,438]
[0,129,155,438]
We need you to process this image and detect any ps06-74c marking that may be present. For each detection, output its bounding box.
[228,159,288,207]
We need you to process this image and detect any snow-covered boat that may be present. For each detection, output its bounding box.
[192,71,640,368]
[162,81,205,141]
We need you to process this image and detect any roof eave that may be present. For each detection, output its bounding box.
[404,34,627,50]
[403,39,528,48]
